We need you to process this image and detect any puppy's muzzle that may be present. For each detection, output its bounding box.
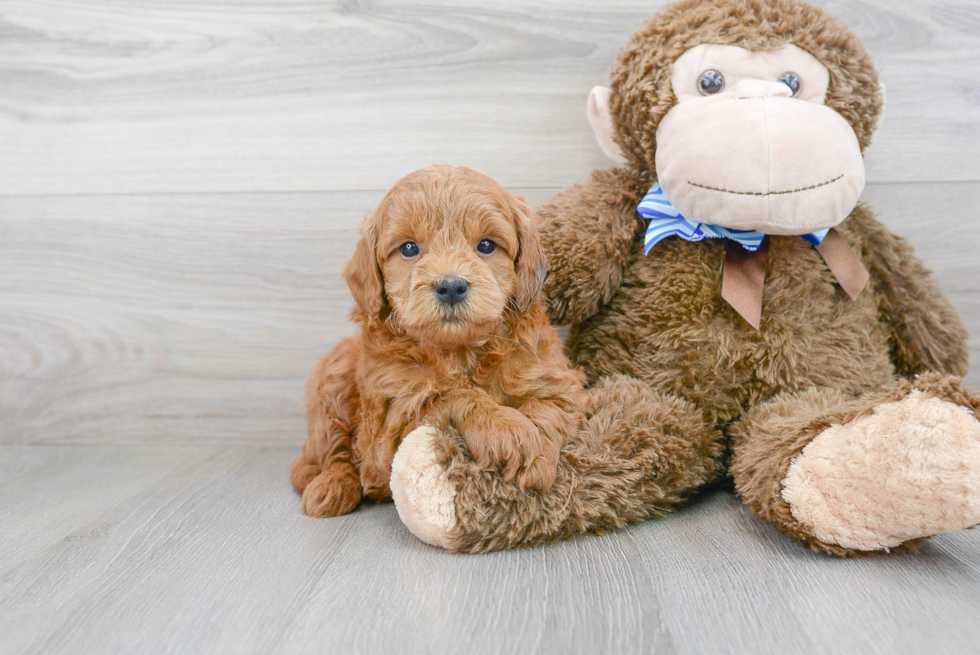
[433,277,469,307]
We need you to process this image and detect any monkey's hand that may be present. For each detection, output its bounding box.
[536,167,646,325]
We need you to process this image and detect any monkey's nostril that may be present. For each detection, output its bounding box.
[434,277,469,306]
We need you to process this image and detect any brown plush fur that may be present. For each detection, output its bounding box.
[401,0,975,555]
[291,165,587,516]
[431,375,724,553]
[561,204,967,429]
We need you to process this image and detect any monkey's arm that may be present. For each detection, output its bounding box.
[537,167,646,325]
[854,209,969,377]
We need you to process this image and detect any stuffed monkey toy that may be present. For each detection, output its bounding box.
[389,0,980,556]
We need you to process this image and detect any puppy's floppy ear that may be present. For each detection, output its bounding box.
[343,208,386,319]
[509,193,548,311]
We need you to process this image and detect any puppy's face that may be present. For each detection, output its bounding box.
[343,166,546,347]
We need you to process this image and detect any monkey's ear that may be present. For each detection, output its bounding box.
[587,86,628,165]
[342,210,386,320]
[509,194,548,312]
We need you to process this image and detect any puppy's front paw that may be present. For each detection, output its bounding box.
[301,465,362,517]
[462,407,557,490]
[517,440,560,491]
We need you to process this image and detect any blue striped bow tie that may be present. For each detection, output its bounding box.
[638,182,829,254]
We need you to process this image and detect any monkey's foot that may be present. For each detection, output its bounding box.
[390,375,724,553]
[782,385,980,551]
[390,425,459,549]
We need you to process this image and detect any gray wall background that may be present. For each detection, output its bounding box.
[2,0,978,445]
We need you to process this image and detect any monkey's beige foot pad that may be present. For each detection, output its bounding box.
[390,425,458,550]
[782,391,980,551]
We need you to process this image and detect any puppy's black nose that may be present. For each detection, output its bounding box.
[434,277,469,306]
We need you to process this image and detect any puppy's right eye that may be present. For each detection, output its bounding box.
[399,241,420,258]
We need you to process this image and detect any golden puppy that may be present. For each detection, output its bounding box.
[291,165,588,517]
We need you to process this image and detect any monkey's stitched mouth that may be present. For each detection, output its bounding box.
[687,174,844,197]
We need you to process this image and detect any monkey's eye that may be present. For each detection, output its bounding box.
[777,71,801,96]
[476,239,496,255]
[698,69,725,95]
[399,241,420,258]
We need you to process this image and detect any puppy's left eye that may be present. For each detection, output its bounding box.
[399,241,420,258]
[476,239,496,255]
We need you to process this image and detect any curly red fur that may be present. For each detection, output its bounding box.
[291,165,587,516]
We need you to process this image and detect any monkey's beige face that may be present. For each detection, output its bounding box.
[376,185,521,346]
[654,44,866,234]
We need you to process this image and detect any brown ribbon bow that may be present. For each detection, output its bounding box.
[721,228,869,329]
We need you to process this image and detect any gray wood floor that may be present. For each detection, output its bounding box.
[3,445,980,655]
[2,1,980,653]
